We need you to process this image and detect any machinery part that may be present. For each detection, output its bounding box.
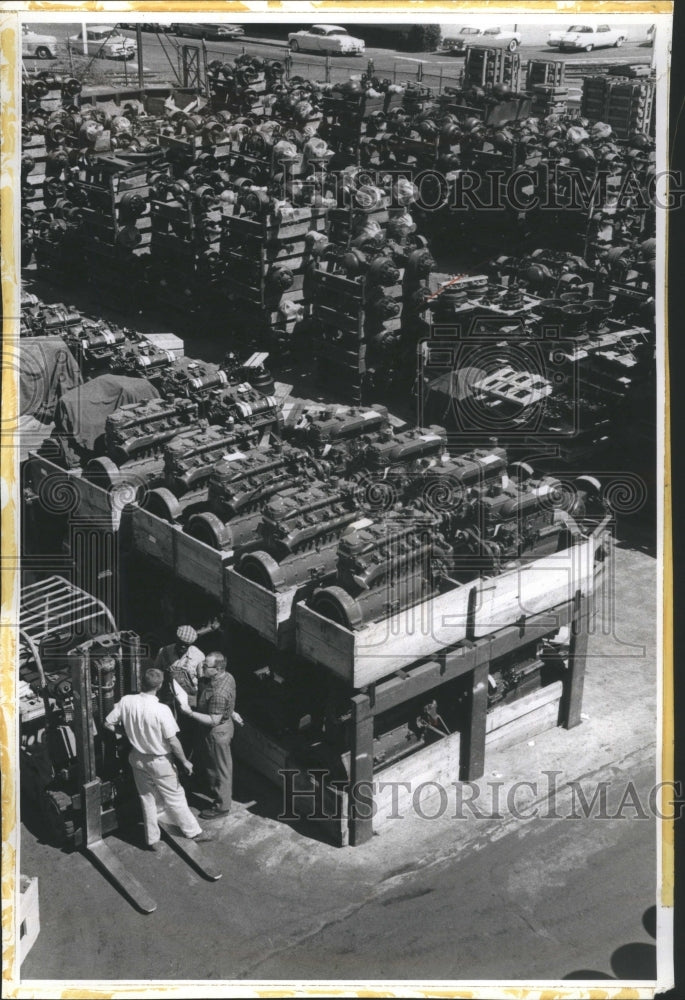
[63,77,82,96]
[104,398,199,466]
[509,461,534,483]
[162,423,258,493]
[145,486,182,522]
[119,191,147,220]
[41,789,75,847]
[309,514,450,628]
[238,550,287,590]
[305,584,363,629]
[185,511,233,550]
[85,455,126,488]
[363,426,447,470]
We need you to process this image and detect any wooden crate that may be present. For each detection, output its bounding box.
[485,680,563,751]
[19,875,40,964]
[128,504,231,601]
[25,453,122,532]
[374,730,460,832]
[232,719,291,783]
[295,534,599,688]
[226,567,298,649]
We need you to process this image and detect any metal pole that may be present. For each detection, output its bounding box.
[82,20,89,56]
[325,53,331,84]
[136,25,144,92]
[201,39,208,95]
[67,39,74,76]
[123,50,129,87]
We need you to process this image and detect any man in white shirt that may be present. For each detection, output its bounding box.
[105,667,212,851]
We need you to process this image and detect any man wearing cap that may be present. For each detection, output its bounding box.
[179,652,243,820]
[105,667,212,851]
[154,625,205,698]
[154,626,204,755]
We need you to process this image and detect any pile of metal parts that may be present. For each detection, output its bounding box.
[21,50,656,408]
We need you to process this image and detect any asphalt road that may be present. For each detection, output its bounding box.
[24,22,653,88]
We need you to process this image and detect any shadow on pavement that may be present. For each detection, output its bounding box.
[563,906,658,981]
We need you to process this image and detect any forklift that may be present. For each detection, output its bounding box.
[19,576,221,913]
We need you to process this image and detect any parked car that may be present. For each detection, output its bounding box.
[169,23,245,41]
[68,26,137,60]
[288,24,365,55]
[548,24,627,52]
[442,27,485,55]
[21,26,58,60]
[117,23,169,33]
[480,27,522,52]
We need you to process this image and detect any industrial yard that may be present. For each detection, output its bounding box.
[10,9,669,993]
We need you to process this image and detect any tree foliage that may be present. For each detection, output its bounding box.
[406,25,442,52]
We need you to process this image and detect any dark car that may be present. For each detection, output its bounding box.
[169,23,245,41]
[118,23,169,33]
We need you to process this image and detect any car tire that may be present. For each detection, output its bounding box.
[290,39,300,52]
[35,46,52,59]
[584,43,594,52]
[507,40,518,52]
[614,37,624,47]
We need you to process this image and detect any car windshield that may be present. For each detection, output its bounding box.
[567,25,592,32]
[483,28,501,35]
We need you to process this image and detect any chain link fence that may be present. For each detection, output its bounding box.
[203,43,463,91]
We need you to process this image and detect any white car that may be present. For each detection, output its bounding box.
[22,26,58,60]
[442,27,485,55]
[480,26,522,51]
[549,24,627,52]
[288,24,365,56]
[68,26,137,60]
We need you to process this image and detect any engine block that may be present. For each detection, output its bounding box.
[309,514,453,628]
[237,478,363,592]
[184,443,313,550]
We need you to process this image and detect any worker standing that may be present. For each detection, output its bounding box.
[180,652,243,820]
[105,667,212,850]
[154,625,205,752]
[154,625,204,698]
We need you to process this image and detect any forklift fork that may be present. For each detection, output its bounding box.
[70,634,158,914]
[69,632,222,907]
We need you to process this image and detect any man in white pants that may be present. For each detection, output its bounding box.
[105,667,213,851]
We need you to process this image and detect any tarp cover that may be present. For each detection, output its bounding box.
[49,373,159,466]
[422,366,487,427]
[20,338,82,422]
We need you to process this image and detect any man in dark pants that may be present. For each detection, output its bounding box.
[180,652,243,819]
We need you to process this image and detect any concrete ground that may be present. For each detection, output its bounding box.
[19,541,662,987]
